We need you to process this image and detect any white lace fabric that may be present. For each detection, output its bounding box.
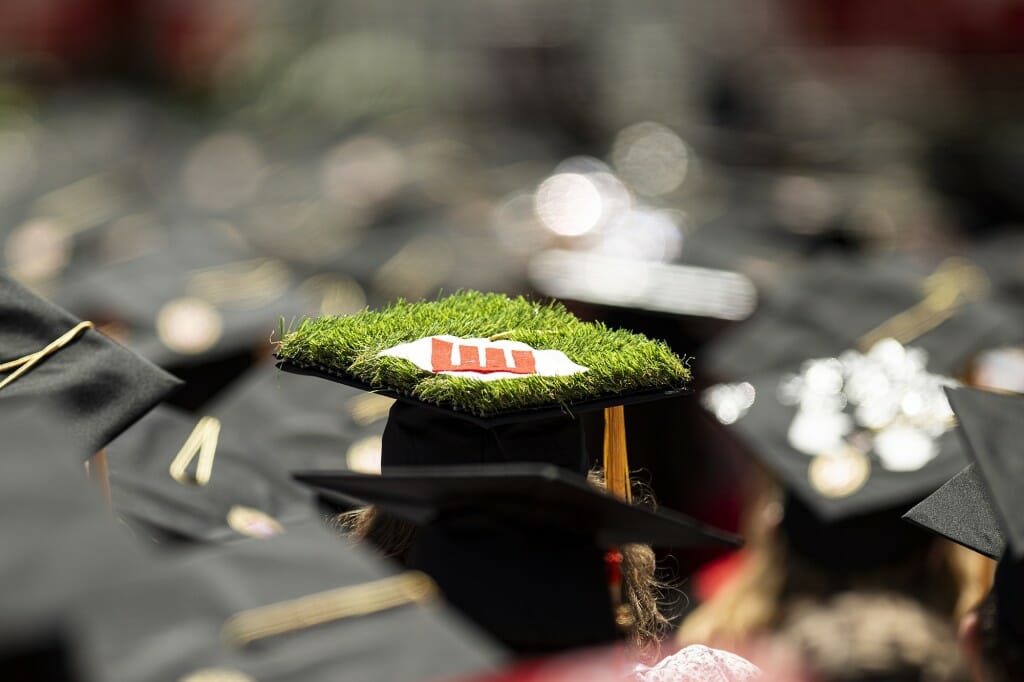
[633,645,762,682]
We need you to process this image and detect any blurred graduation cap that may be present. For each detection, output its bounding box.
[67,524,505,682]
[56,223,318,370]
[0,274,181,458]
[0,405,148,679]
[207,361,390,473]
[704,337,969,567]
[106,406,323,545]
[904,387,1024,644]
[704,254,1024,382]
[297,464,738,655]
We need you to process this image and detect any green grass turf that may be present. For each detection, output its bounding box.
[276,291,690,416]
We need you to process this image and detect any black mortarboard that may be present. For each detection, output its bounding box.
[296,464,739,655]
[904,387,1024,562]
[708,356,966,567]
[0,274,181,456]
[67,524,505,682]
[207,361,389,472]
[0,405,148,671]
[55,224,318,369]
[722,364,966,520]
[107,406,323,545]
[904,387,1024,644]
[902,464,1002,560]
[703,254,1024,382]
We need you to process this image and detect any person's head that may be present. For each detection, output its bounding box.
[690,338,986,647]
[677,479,980,649]
[778,591,969,682]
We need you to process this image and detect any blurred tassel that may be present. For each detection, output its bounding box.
[603,406,630,620]
[603,405,631,502]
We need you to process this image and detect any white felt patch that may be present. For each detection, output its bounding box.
[378,335,589,381]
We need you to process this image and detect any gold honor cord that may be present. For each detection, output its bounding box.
[0,321,95,391]
[169,416,222,486]
[222,571,438,647]
[857,258,989,352]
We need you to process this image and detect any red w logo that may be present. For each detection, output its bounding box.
[430,337,537,375]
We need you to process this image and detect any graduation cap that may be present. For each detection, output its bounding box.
[276,292,737,653]
[207,361,390,473]
[0,404,148,674]
[0,274,181,477]
[705,338,968,567]
[276,291,692,499]
[704,254,1024,382]
[902,464,1002,561]
[67,524,505,682]
[904,389,1022,550]
[55,223,319,369]
[106,406,323,545]
[296,464,739,655]
[904,386,1024,645]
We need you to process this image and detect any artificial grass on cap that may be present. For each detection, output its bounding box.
[276,291,690,417]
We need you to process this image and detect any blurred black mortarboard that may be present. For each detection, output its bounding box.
[904,387,1024,644]
[296,464,739,655]
[56,223,317,370]
[107,406,323,545]
[0,274,181,457]
[207,361,389,473]
[704,340,968,567]
[700,251,1024,567]
[0,405,148,676]
[704,254,1024,382]
[68,524,505,682]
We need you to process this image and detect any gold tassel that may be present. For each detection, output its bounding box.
[168,416,222,486]
[603,405,631,502]
[603,405,631,624]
